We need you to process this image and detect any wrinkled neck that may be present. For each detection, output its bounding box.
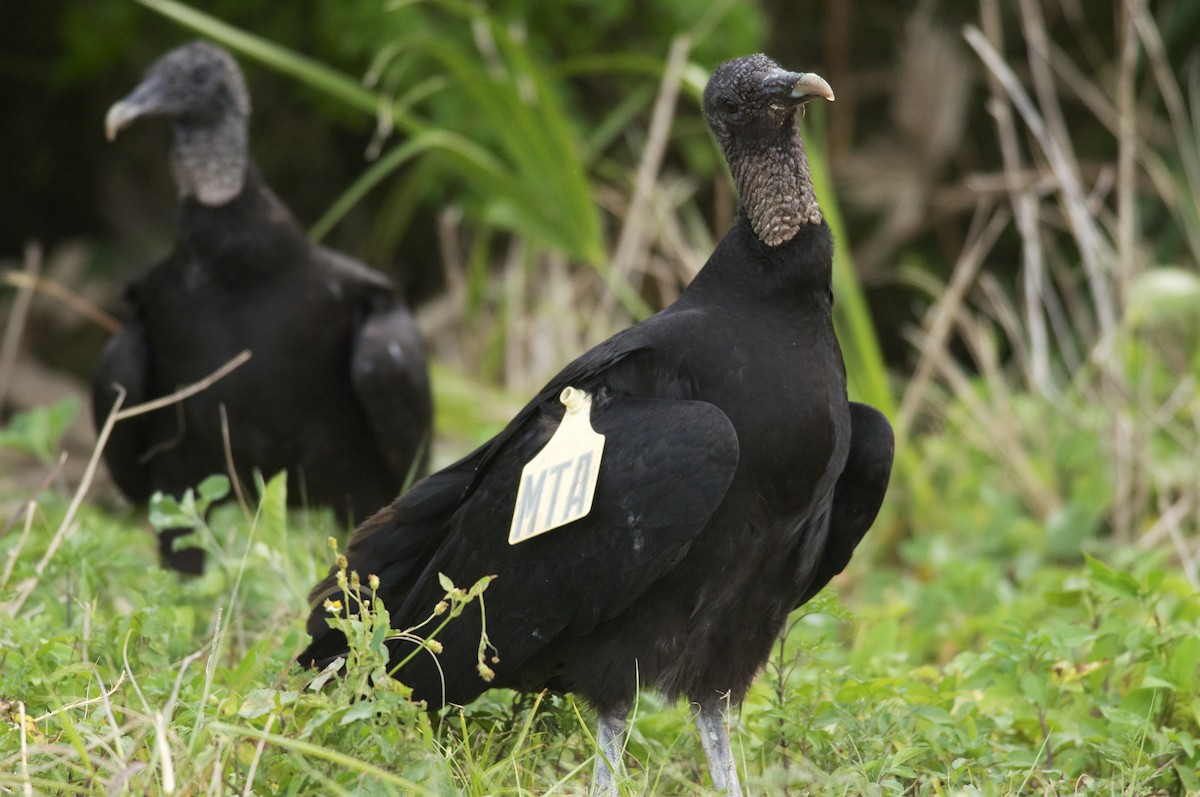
[729,123,822,247]
[170,116,248,206]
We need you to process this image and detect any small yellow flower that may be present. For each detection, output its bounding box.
[477,663,495,682]
[368,574,380,591]
[327,536,339,553]
[434,600,448,616]
[426,640,443,654]
[323,598,343,613]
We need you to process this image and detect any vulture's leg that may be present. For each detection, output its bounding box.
[695,703,742,796]
[591,705,628,796]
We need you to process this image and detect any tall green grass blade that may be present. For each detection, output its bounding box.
[311,130,509,243]
[132,0,382,118]
[208,720,439,795]
[804,114,893,416]
[806,111,928,546]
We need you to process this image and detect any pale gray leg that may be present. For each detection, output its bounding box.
[591,706,628,797]
[695,703,742,796]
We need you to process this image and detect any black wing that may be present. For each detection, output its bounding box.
[308,393,738,707]
[350,297,433,485]
[92,313,154,502]
[301,328,653,638]
[326,249,434,487]
[795,401,894,608]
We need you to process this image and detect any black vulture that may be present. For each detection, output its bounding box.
[300,54,894,795]
[94,42,432,573]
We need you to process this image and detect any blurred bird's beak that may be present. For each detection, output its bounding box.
[105,78,164,141]
[105,101,138,141]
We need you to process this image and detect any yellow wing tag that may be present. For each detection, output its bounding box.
[508,387,606,545]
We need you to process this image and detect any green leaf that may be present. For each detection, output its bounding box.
[0,396,80,463]
[1084,554,1141,599]
[889,745,929,767]
[1169,637,1200,689]
[1126,267,1200,328]
[197,474,231,505]
[1043,589,1083,607]
[1140,675,1178,691]
[1019,672,1050,706]
[338,700,380,726]
[149,490,195,530]
[368,613,391,658]
[257,470,288,537]
[1176,762,1200,794]
[238,688,298,719]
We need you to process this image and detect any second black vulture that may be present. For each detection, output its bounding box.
[94,42,433,573]
[301,54,894,795]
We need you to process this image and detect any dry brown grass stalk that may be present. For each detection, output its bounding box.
[592,34,691,337]
[898,201,1010,434]
[3,351,253,617]
[2,262,122,335]
[0,244,44,412]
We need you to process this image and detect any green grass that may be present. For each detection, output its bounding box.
[7,1,1200,792]
[2,399,1199,795]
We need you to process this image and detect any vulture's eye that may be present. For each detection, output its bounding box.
[720,96,740,114]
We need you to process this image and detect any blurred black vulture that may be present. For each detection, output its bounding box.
[94,42,432,573]
[301,54,893,796]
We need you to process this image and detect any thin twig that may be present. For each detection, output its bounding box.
[2,266,122,334]
[34,671,129,723]
[0,244,43,410]
[2,451,66,537]
[1115,0,1145,308]
[113,349,252,421]
[19,700,32,797]
[964,24,1117,345]
[3,351,253,617]
[897,203,1009,433]
[189,606,225,755]
[1,501,38,591]
[3,393,126,617]
[592,35,691,336]
[242,713,276,796]
[219,403,252,520]
[1140,494,1193,547]
[154,709,177,795]
[980,2,1051,395]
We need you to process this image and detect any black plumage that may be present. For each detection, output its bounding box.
[94,42,432,573]
[300,54,893,795]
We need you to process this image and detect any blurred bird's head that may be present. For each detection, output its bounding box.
[702,53,834,156]
[106,41,252,205]
[106,41,250,141]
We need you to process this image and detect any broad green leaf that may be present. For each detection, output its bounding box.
[257,470,288,538]
[1170,637,1200,689]
[1084,554,1141,599]
[0,396,80,464]
[197,474,231,505]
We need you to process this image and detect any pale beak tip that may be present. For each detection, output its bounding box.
[105,102,131,142]
[791,74,835,103]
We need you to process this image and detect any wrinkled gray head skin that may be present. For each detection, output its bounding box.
[106,41,252,206]
[703,54,834,246]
